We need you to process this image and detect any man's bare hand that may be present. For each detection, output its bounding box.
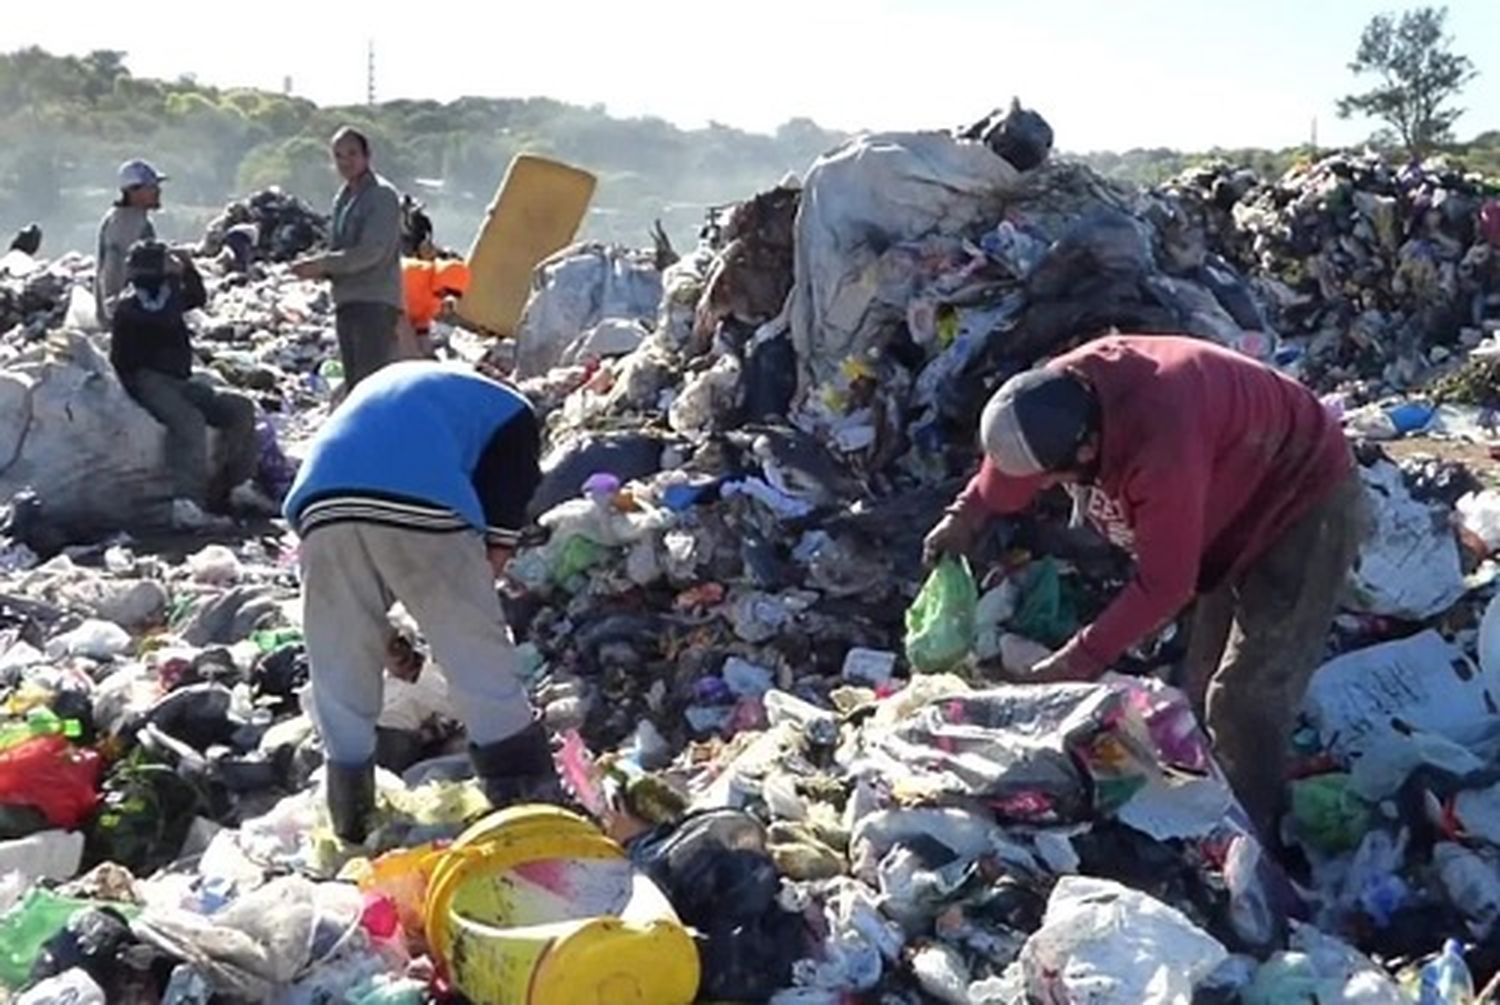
[922,511,980,567]
[290,259,323,281]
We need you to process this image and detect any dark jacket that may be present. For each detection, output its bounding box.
[109,262,207,383]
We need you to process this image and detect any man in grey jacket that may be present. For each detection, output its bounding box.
[96,159,166,327]
[292,127,404,390]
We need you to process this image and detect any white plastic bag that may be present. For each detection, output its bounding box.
[64,286,98,332]
[47,618,132,660]
[1347,461,1466,620]
[1302,630,1500,762]
[1018,876,1227,1004]
[1458,490,1500,553]
[187,544,243,586]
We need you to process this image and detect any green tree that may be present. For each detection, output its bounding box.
[1337,6,1476,158]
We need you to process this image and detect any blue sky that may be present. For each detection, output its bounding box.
[8,0,1499,151]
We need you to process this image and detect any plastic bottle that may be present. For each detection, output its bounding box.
[1417,939,1474,1004]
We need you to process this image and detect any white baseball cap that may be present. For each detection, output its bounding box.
[118,159,168,190]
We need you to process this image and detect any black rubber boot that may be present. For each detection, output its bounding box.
[325,759,375,844]
[469,719,562,808]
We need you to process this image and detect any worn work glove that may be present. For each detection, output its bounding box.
[922,507,984,568]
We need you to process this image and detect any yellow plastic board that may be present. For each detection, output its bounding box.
[456,154,597,338]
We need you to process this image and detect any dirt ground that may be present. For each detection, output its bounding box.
[1385,435,1500,487]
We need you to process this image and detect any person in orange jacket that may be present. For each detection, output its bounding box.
[396,208,471,358]
[398,255,469,358]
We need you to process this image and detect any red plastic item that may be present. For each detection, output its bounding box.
[0,735,102,828]
[361,893,401,940]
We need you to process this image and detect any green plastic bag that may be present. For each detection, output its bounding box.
[1289,773,1372,854]
[1012,557,1079,648]
[904,557,979,672]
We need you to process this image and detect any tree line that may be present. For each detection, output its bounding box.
[0,9,1494,261]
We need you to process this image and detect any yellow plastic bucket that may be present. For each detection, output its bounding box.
[424,804,699,1004]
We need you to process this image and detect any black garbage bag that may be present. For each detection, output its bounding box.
[632,809,806,1001]
[529,432,675,518]
[1196,254,1270,332]
[958,99,1055,172]
[742,330,798,422]
[0,489,69,560]
[29,906,137,995]
[145,683,240,752]
[252,643,308,706]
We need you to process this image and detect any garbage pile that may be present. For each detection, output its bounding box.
[200,188,329,267]
[1,99,1500,1002]
[1158,154,1500,392]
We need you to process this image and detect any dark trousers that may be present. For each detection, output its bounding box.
[128,370,257,508]
[335,302,399,389]
[1182,470,1368,838]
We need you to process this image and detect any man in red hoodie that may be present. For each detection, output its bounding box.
[924,334,1366,836]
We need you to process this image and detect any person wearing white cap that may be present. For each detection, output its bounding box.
[923,334,1366,838]
[95,159,168,327]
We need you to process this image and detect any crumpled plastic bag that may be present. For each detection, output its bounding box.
[16,967,106,1005]
[1018,876,1227,1004]
[1347,461,1465,620]
[131,876,362,1000]
[904,557,978,673]
[1289,774,1371,854]
[0,735,101,829]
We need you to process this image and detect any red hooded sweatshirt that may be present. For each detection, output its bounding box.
[956,334,1353,677]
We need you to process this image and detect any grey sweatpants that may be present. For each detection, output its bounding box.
[127,370,257,508]
[334,302,399,389]
[298,523,534,767]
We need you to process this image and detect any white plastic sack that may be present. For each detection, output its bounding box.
[788,133,1022,390]
[0,335,201,532]
[1347,461,1466,619]
[1302,630,1500,762]
[1018,876,1227,1004]
[513,244,662,378]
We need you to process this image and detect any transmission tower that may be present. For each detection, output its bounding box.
[366,40,376,106]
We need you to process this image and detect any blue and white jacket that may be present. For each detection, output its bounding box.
[283,362,541,547]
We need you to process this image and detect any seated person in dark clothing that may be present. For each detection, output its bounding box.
[110,240,266,528]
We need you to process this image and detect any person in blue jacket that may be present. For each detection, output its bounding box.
[283,360,552,842]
